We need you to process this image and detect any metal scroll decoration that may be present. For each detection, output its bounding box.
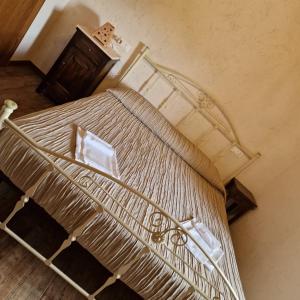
[149,212,188,246]
[78,175,93,189]
[197,91,214,109]
[78,175,188,247]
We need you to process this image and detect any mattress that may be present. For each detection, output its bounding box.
[0,88,245,300]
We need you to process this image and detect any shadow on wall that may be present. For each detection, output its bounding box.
[96,41,147,92]
[22,3,151,94]
[27,4,100,73]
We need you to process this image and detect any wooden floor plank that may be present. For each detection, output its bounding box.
[0,232,84,300]
[0,63,54,118]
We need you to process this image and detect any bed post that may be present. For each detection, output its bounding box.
[0,99,18,130]
[118,43,149,83]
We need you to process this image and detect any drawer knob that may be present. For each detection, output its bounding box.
[88,48,92,52]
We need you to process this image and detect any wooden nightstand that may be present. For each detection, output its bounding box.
[225,178,257,224]
[37,25,120,104]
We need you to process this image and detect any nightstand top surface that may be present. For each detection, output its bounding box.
[77,25,120,61]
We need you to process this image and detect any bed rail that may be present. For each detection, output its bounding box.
[0,100,239,300]
[117,44,260,184]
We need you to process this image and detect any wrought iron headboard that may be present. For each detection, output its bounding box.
[117,44,260,184]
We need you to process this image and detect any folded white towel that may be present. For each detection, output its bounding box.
[181,219,224,272]
[75,126,120,179]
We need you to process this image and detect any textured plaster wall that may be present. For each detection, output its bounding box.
[13,1,300,299]
[230,159,300,300]
[12,0,70,61]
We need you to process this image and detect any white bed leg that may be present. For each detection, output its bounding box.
[2,226,90,298]
[46,207,103,265]
[0,166,53,230]
[0,194,29,230]
[0,99,18,130]
[89,247,150,300]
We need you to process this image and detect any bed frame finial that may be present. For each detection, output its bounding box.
[0,99,18,130]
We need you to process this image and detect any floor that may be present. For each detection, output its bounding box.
[0,63,142,300]
[0,179,141,300]
[0,62,54,118]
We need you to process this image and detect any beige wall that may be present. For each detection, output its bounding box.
[12,0,70,61]
[231,159,300,300]
[13,1,300,298]
[13,0,300,192]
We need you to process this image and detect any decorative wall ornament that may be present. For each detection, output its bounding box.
[92,22,115,47]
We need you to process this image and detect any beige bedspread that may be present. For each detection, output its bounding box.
[0,88,245,300]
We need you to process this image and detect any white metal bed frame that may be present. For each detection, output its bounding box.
[117,44,260,184]
[0,45,256,300]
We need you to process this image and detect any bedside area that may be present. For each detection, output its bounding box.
[37,25,120,104]
[225,178,257,224]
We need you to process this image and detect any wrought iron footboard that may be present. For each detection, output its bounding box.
[0,100,239,300]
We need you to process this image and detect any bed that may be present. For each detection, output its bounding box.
[0,47,252,300]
